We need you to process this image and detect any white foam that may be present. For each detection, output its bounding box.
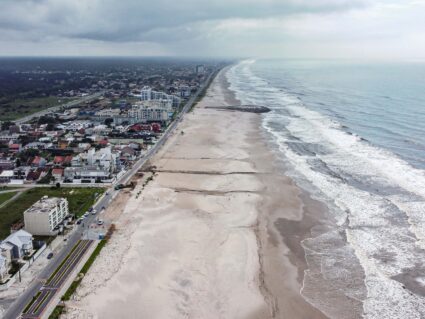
[226,61,425,319]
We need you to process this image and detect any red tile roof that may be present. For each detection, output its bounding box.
[54,156,64,164]
[52,168,64,176]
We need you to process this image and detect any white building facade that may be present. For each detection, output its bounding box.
[24,197,69,236]
[128,100,173,123]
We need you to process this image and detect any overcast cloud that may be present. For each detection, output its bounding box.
[0,0,424,59]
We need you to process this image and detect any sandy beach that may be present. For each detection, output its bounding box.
[62,68,329,319]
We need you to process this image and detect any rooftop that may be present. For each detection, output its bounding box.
[24,197,65,215]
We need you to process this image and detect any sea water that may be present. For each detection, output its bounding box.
[227,59,425,319]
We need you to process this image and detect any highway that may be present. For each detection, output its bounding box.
[2,69,218,319]
[14,92,104,124]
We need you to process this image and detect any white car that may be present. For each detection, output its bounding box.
[97,220,104,225]
[91,209,97,215]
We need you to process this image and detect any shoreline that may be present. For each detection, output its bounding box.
[62,66,330,318]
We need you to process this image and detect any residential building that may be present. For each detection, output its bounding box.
[138,86,180,108]
[31,156,47,168]
[0,170,13,183]
[0,159,14,170]
[71,146,118,172]
[196,64,205,75]
[95,108,121,118]
[24,197,69,236]
[64,166,112,183]
[0,229,33,260]
[128,100,173,123]
[0,254,7,280]
[52,168,64,180]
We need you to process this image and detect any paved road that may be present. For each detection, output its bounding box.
[21,241,93,319]
[14,92,104,124]
[2,69,218,319]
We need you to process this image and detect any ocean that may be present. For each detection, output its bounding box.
[227,60,425,318]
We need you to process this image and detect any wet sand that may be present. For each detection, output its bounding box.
[62,68,329,319]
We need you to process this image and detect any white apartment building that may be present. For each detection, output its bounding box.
[128,100,173,123]
[24,197,69,236]
[139,86,180,107]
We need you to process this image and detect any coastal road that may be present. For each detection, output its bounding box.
[2,68,218,319]
[20,240,93,319]
[14,92,104,124]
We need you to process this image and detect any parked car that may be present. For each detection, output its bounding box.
[47,253,54,259]
[97,220,104,225]
[91,209,97,215]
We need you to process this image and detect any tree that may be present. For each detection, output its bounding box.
[56,182,61,188]
[104,118,114,127]
[1,121,14,131]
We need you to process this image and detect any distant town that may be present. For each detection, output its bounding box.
[0,59,221,186]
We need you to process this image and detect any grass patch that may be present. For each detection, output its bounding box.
[0,187,105,239]
[0,96,77,121]
[0,191,19,206]
[48,305,65,319]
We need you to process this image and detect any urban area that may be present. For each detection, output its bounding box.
[0,58,223,318]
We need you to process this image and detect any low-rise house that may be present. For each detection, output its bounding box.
[24,142,47,150]
[94,108,121,118]
[8,144,21,154]
[64,166,112,183]
[24,197,69,236]
[53,155,73,166]
[0,229,33,260]
[120,147,137,162]
[52,168,64,180]
[0,170,13,183]
[0,159,15,171]
[31,156,47,168]
[13,167,31,181]
[26,170,42,182]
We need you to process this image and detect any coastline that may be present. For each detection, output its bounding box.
[62,67,330,318]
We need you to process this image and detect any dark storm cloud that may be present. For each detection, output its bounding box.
[0,0,366,43]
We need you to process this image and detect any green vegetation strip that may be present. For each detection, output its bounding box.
[48,305,65,319]
[0,191,19,206]
[0,187,105,238]
[61,240,107,301]
[0,96,76,121]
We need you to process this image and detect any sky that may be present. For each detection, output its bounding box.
[0,0,425,59]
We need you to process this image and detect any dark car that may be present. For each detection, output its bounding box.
[47,252,54,259]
